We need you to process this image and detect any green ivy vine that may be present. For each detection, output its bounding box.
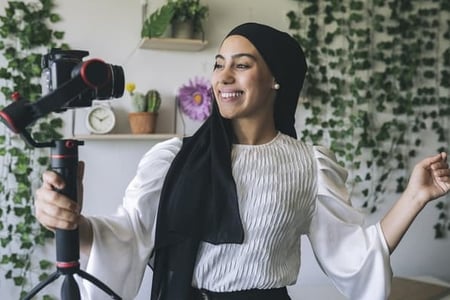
[288,0,450,238]
[0,0,67,298]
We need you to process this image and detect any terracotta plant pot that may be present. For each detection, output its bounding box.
[128,112,158,134]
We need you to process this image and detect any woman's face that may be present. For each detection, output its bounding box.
[212,35,277,122]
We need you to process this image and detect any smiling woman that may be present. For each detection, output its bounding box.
[33,22,450,300]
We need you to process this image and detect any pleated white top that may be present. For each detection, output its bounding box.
[81,133,392,300]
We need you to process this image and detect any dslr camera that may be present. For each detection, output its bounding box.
[0,48,124,135]
[41,48,125,109]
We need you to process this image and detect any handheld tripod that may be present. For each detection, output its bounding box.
[21,136,121,300]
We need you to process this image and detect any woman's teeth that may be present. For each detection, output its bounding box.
[221,91,243,99]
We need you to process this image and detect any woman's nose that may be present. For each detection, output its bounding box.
[219,68,234,84]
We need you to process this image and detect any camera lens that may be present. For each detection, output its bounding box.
[96,64,125,99]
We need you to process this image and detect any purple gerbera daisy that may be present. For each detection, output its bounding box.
[177,77,212,122]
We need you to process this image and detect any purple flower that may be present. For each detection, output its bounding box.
[177,77,212,121]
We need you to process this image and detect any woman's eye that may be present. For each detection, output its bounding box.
[214,62,223,70]
[236,63,249,69]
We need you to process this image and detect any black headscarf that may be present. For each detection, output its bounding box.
[150,22,307,300]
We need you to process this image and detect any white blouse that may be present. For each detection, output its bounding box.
[80,133,392,300]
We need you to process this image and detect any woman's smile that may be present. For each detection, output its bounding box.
[219,90,244,102]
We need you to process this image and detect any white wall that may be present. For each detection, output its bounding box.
[1,0,449,299]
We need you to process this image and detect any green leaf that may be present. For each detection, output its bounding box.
[49,13,60,23]
[39,272,50,281]
[436,202,445,210]
[141,3,175,38]
[1,254,10,264]
[39,260,54,270]
[1,236,12,247]
[13,276,25,286]
[434,223,444,239]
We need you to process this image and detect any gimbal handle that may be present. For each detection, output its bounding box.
[24,138,122,300]
[51,139,84,265]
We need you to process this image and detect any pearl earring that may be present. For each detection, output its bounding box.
[274,83,280,90]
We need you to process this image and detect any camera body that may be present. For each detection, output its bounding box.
[0,48,124,135]
[41,48,124,109]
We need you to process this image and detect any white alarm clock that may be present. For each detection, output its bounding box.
[85,104,116,134]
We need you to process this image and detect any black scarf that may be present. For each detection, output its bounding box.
[150,22,307,300]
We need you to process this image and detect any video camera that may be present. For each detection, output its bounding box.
[0,48,124,135]
[41,48,124,109]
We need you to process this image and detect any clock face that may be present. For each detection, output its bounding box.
[85,106,116,134]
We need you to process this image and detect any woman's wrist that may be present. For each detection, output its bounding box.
[402,187,428,211]
[381,190,427,253]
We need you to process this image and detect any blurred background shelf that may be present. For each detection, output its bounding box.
[74,133,179,140]
[139,37,207,51]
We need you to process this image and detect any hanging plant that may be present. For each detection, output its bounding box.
[287,0,450,238]
[0,0,67,298]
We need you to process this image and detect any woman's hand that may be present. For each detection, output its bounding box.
[381,152,450,253]
[406,152,450,205]
[35,162,85,231]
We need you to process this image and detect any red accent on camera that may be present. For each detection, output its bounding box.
[11,91,21,101]
[0,111,19,133]
[65,140,75,148]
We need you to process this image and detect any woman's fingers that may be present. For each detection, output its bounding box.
[42,170,65,190]
[35,171,81,230]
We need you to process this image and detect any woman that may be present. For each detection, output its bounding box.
[35,23,450,300]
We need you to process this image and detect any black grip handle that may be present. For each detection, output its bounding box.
[50,139,84,264]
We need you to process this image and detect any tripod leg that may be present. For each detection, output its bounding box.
[61,274,81,300]
[24,270,60,300]
[77,269,122,300]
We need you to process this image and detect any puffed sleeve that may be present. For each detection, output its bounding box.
[307,146,392,300]
[80,137,182,300]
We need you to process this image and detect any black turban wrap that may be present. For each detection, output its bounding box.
[150,22,307,300]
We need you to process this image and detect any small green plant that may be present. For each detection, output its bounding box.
[126,83,161,113]
[171,0,208,34]
[141,2,175,38]
[141,0,208,39]
[146,90,162,113]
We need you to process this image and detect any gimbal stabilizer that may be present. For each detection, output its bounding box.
[0,55,123,300]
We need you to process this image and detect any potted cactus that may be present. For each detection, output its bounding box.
[126,82,161,134]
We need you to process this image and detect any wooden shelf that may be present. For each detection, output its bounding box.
[139,37,208,51]
[73,133,179,140]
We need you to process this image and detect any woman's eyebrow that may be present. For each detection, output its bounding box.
[215,53,257,61]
